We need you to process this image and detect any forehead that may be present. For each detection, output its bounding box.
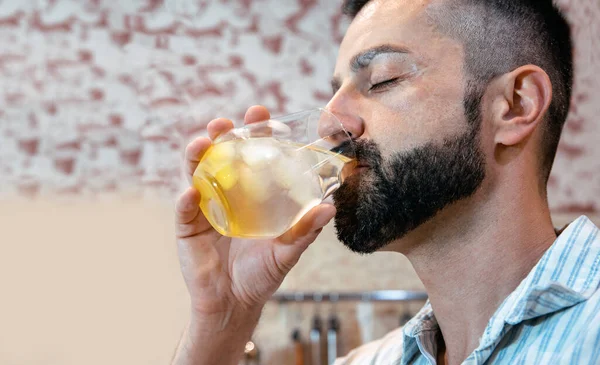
[336,0,462,73]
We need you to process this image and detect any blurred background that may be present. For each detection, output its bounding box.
[0,0,597,364]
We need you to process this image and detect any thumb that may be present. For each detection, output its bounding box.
[280,204,336,245]
[274,204,336,263]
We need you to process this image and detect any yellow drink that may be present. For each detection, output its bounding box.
[193,137,353,238]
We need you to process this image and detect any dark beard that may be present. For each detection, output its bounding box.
[332,91,486,254]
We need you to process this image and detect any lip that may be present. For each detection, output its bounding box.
[350,164,369,176]
[354,162,370,170]
[341,162,368,180]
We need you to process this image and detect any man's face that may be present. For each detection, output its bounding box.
[330,0,487,253]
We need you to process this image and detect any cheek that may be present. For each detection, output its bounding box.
[367,78,465,156]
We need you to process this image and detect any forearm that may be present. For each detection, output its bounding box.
[171,310,262,365]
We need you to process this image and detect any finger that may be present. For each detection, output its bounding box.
[272,204,335,274]
[278,204,336,245]
[244,105,271,125]
[184,137,212,183]
[175,187,201,225]
[175,188,223,278]
[207,118,235,141]
[175,187,213,237]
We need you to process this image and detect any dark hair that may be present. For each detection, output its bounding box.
[342,0,574,189]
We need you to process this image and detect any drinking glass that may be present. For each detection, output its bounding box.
[192,108,355,239]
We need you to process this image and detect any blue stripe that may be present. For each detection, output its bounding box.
[493,325,520,363]
[514,316,553,365]
[530,240,555,286]
[531,308,564,364]
[590,325,600,363]
[540,300,586,362]
[533,295,561,311]
[545,286,584,302]
[551,218,586,281]
[571,294,600,363]
[401,340,419,365]
[570,330,586,364]
[581,229,600,291]
[506,225,572,323]
[567,228,598,287]
[505,316,541,364]
[524,308,539,318]
[506,218,587,324]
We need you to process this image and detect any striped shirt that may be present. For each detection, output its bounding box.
[334,215,600,364]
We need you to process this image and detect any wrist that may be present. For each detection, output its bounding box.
[188,304,263,337]
[172,308,263,365]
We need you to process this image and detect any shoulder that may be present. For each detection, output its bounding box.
[333,327,405,365]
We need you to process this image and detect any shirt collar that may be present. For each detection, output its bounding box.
[481,215,600,348]
[401,215,600,359]
[402,300,438,364]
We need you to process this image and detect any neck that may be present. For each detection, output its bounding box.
[394,180,557,364]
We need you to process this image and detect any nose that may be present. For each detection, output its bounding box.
[325,89,365,139]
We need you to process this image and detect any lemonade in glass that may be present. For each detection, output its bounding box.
[193,108,355,239]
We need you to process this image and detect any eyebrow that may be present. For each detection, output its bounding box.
[331,44,411,95]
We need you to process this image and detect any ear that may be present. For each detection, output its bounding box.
[491,65,553,146]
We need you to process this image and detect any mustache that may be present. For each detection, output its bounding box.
[331,139,382,166]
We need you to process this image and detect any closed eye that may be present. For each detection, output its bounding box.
[369,77,401,92]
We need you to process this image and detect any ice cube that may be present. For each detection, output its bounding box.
[272,154,311,189]
[272,156,297,189]
[203,142,237,176]
[239,165,273,203]
[211,142,236,162]
[240,139,281,170]
[293,144,320,170]
[215,164,238,190]
[288,176,320,207]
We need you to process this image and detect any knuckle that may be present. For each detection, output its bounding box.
[177,220,201,237]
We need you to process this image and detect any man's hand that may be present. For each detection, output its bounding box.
[172,105,336,365]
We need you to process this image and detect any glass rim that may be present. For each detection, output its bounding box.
[213,107,353,145]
